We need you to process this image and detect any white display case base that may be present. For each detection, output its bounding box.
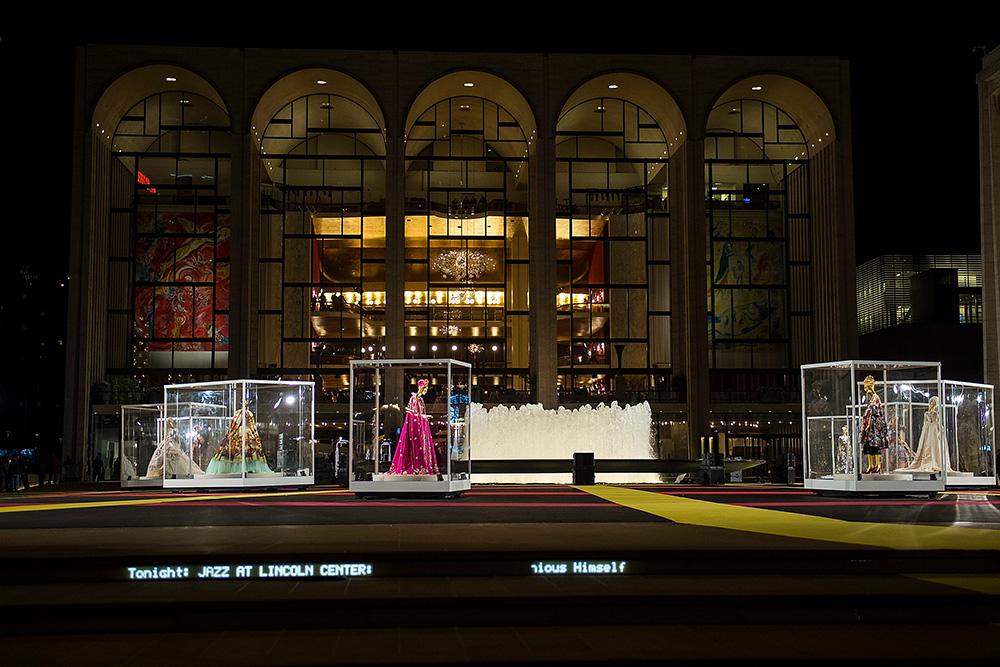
[165,475,314,489]
[806,477,941,495]
[350,478,471,496]
[946,473,995,488]
[860,473,915,481]
[123,476,163,488]
[372,473,442,482]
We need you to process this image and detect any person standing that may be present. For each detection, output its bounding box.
[93,452,105,482]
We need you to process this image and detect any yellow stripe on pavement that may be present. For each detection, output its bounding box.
[579,485,1000,550]
[0,488,351,514]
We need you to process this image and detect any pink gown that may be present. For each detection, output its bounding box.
[388,391,440,475]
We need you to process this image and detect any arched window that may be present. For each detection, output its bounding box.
[404,96,529,397]
[257,93,386,382]
[705,99,810,380]
[555,97,670,399]
[108,90,232,377]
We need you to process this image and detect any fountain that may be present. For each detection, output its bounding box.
[470,401,657,483]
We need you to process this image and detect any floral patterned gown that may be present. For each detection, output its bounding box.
[859,392,888,456]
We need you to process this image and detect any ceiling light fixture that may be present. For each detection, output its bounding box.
[433,249,496,282]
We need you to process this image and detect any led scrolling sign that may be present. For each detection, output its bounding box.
[124,560,629,580]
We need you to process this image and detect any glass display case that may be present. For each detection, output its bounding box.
[349,359,472,496]
[801,360,945,494]
[162,380,315,489]
[942,381,996,488]
[120,403,163,488]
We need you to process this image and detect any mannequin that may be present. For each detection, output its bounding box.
[895,396,952,474]
[859,375,888,474]
[148,417,206,477]
[206,405,273,474]
[836,424,854,475]
[388,379,440,475]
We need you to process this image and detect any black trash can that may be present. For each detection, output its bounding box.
[698,452,725,485]
[771,454,796,485]
[573,452,596,485]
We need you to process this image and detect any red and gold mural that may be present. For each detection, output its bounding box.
[134,213,229,351]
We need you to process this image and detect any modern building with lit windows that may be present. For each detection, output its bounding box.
[857,255,983,336]
[855,254,984,382]
[66,46,857,476]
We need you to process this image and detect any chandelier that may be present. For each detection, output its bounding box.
[433,249,496,282]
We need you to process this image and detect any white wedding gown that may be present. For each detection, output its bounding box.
[147,429,206,477]
[895,408,953,474]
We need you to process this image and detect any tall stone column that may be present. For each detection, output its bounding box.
[384,93,406,405]
[530,116,558,408]
[64,95,102,464]
[230,127,253,379]
[670,140,710,454]
[385,122,405,363]
[979,52,1000,388]
[808,143,857,363]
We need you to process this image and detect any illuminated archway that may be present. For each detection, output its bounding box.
[705,74,835,383]
[555,73,686,398]
[403,73,534,396]
[99,66,233,376]
[253,69,387,383]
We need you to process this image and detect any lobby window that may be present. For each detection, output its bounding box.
[108,91,232,377]
[705,99,810,377]
[404,96,529,396]
[258,93,386,382]
[555,98,670,399]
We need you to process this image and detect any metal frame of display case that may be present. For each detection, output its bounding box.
[801,360,945,495]
[162,379,315,489]
[942,380,996,488]
[349,359,472,497]
[120,403,164,488]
